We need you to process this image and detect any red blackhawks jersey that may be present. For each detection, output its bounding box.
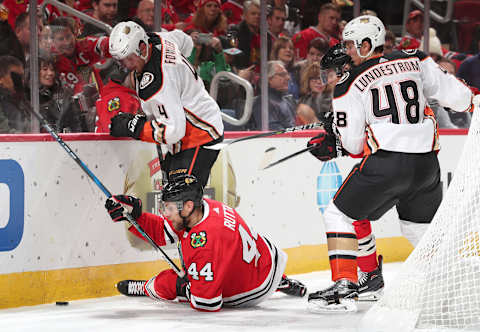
[55,36,110,94]
[292,27,339,59]
[128,198,287,311]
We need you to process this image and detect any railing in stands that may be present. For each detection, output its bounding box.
[210,71,255,127]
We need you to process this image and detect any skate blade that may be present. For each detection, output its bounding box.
[358,289,384,302]
[307,298,357,313]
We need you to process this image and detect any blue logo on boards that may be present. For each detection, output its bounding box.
[0,160,24,251]
[317,161,342,213]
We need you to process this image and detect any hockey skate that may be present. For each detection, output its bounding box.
[307,279,358,313]
[116,280,147,297]
[358,255,384,301]
[277,276,307,297]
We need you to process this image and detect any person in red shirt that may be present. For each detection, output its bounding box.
[222,0,244,26]
[105,174,307,311]
[292,3,340,60]
[49,17,110,94]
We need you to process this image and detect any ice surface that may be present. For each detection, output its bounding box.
[0,263,403,332]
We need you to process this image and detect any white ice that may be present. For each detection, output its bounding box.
[0,263,403,332]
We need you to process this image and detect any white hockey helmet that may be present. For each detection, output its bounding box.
[342,15,386,58]
[109,21,149,61]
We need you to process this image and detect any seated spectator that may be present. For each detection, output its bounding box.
[292,3,340,60]
[293,37,329,82]
[419,28,445,61]
[296,62,336,125]
[49,17,110,94]
[184,0,227,35]
[270,0,302,37]
[458,35,480,91]
[229,0,261,70]
[222,0,244,26]
[270,36,300,100]
[133,0,155,32]
[81,0,119,37]
[267,5,287,44]
[0,6,25,65]
[0,55,30,133]
[36,56,86,133]
[384,30,396,55]
[250,60,296,130]
[440,57,472,128]
[397,9,423,50]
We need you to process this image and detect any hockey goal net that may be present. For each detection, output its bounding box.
[361,109,480,332]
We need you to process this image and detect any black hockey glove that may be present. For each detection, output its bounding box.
[105,195,142,222]
[307,133,347,162]
[176,275,191,300]
[110,113,146,139]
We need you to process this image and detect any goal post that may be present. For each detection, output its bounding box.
[360,109,480,332]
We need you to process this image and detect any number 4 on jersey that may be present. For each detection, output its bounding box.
[188,262,214,281]
[239,224,261,266]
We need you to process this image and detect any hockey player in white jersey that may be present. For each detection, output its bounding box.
[107,21,224,187]
[307,15,476,312]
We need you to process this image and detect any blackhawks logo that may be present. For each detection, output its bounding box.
[107,97,120,112]
[191,231,207,248]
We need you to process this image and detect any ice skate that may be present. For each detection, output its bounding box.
[116,280,147,297]
[277,276,307,297]
[307,279,358,313]
[358,255,384,301]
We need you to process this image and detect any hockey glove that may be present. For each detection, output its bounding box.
[176,275,191,301]
[110,113,146,139]
[105,195,142,222]
[307,133,346,162]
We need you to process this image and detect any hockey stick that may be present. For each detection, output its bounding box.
[205,122,325,150]
[30,110,185,278]
[262,145,316,170]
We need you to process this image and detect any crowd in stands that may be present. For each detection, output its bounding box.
[0,0,479,133]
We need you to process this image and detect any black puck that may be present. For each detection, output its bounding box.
[55,301,69,306]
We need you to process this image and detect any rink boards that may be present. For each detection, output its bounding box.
[0,130,468,308]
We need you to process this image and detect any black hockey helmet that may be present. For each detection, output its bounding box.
[321,42,352,77]
[161,174,204,210]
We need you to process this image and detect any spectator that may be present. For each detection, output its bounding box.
[458,37,480,91]
[268,6,287,41]
[133,0,154,32]
[222,0,244,26]
[36,56,86,133]
[384,30,396,55]
[14,13,31,61]
[81,0,118,37]
[270,0,302,37]
[0,55,30,133]
[229,0,261,70]
[419,28,444,62]
[50,17,110,94]
[0,6,25,65]
[296,62,336,125]
[270,36,300,100]
[440,57,473,128]
[293,37,329,82]
[292,3,340,60]
[397,9,423,50]
[250,60,296,130]
[184,0,227,35]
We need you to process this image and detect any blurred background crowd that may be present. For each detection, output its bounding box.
[0,0,479,134]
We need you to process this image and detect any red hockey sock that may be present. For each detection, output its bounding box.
[354,219,378,273]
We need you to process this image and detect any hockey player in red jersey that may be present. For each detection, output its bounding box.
[306,15,475,312]
[105,174,307,312]
[107,21,224,188]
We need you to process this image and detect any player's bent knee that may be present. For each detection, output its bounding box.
[145,269,179,301]
[323,201,357,233]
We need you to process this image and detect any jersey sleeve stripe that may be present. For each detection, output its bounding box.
[190,294,223,311]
